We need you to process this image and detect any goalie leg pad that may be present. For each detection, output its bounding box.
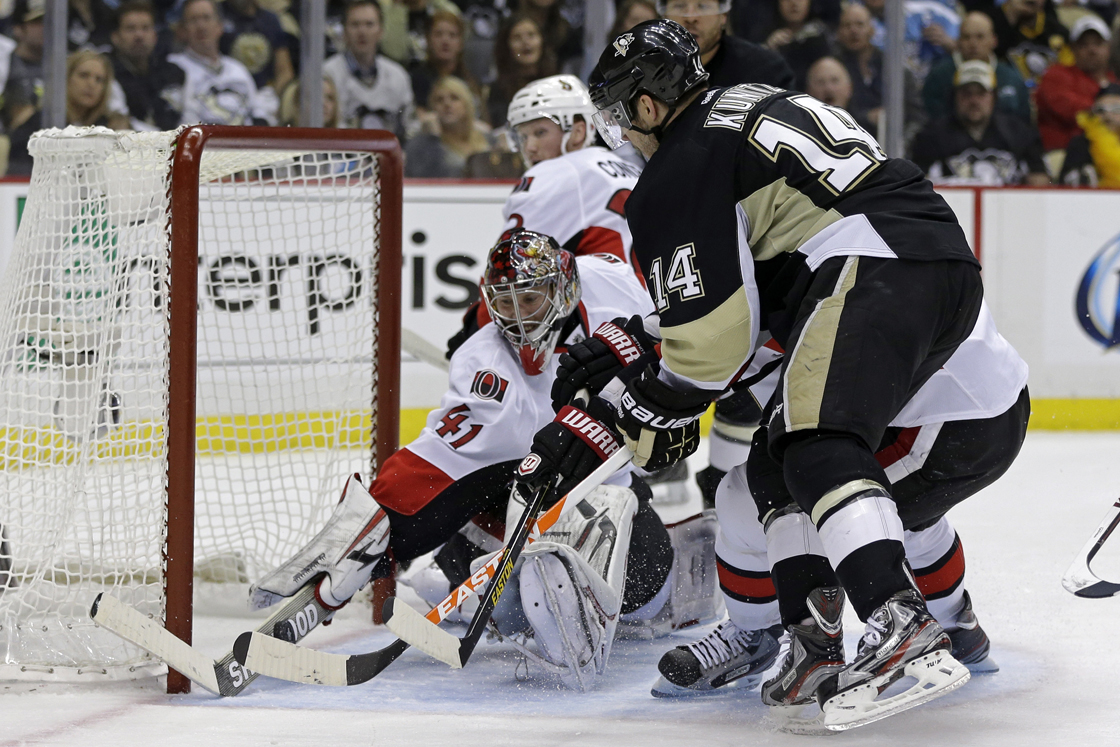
[519,544,622,691]
[250,474,390,609]
[510,484,638,689]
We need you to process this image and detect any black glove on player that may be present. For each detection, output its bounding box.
[615,366,713,471]
[551,315,659,412]
[515,395,623,506]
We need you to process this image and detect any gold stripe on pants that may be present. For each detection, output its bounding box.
[781,256,860,433]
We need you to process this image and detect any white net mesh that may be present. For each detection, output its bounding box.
[0,126,385,681]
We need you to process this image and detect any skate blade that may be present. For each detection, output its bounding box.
[770,703,836,736]
[650,672,765,698]
[822,649,971,731]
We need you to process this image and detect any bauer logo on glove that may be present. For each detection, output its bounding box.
[619,390,702,430]
[614,367,712,471]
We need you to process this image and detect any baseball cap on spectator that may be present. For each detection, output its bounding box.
[954,60,996,90]
[1070,15,1111,43]
[11,0,45,23]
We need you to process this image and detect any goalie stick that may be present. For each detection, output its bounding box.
[233,446,631,685]
[90,578,335,696]
[1062,497,1120,598]
[401,327,450,372]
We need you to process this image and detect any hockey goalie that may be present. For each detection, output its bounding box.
[248,230,722,690]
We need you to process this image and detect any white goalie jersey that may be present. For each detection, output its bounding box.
[502,147,643,272]
[370,254,654,517]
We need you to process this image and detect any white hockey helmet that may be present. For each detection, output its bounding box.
[482,230,581,376]
[507,75,597,159]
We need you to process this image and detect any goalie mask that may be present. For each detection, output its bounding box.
[507,75,597,164]
[482,230,581,376]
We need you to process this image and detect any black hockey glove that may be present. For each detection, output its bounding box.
[515,396,623,506]
[615,367,713,471]
[551,316,659,412]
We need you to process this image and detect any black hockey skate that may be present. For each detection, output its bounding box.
[947,590,998,674]
[651,619,783,697]
[816,588,970,731]
[761,587,846,734]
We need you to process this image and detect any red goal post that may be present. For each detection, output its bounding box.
[163,126,402,693]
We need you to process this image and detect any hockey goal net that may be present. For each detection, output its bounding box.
[0,125,401,692]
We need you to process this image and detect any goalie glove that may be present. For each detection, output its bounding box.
[516,396,624,506]
[613,367,711,470]
[551,316,659,412]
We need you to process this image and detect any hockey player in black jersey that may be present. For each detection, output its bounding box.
[529,18,1017,730]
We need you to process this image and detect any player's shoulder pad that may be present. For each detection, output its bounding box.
[446,324,522,400]
[575,254,654,315]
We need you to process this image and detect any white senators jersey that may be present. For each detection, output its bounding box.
[370,255,655,517]
[739,301,1028,427]
[502,146,643,271]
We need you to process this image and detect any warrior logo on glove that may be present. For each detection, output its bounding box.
[518,453,543,476]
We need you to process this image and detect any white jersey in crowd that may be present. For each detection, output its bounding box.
[324,53,413,134]
[168,49,274,126]
[502,146,643,270]
[382,255,653,513]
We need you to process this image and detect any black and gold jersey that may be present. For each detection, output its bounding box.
[625,84,978,392]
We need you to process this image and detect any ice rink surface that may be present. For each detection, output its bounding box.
[4,431,1120,747]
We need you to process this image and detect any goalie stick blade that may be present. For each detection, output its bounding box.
[383,596,464,668]
[235,630,411,686]
[91,593,222,695]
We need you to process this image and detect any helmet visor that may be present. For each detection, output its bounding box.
[591,100,633,150]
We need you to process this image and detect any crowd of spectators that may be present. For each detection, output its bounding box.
[0,0,1119,185]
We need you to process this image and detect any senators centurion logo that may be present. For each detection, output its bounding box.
[613,33,634,57]
[471,369,509,402]
[1076,231,1120,349]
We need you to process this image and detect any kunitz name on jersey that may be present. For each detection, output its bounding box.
[702,84,782,131]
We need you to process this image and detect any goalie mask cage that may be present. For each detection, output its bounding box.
[0,125,402,693]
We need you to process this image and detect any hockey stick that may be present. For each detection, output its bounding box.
[234,446,631,685]
[90,579,335,696]
[1062,497,1120,598]
[401,327,450,372]
[384,446,633,669]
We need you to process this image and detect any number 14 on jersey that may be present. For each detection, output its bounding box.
[649,244,705,311]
